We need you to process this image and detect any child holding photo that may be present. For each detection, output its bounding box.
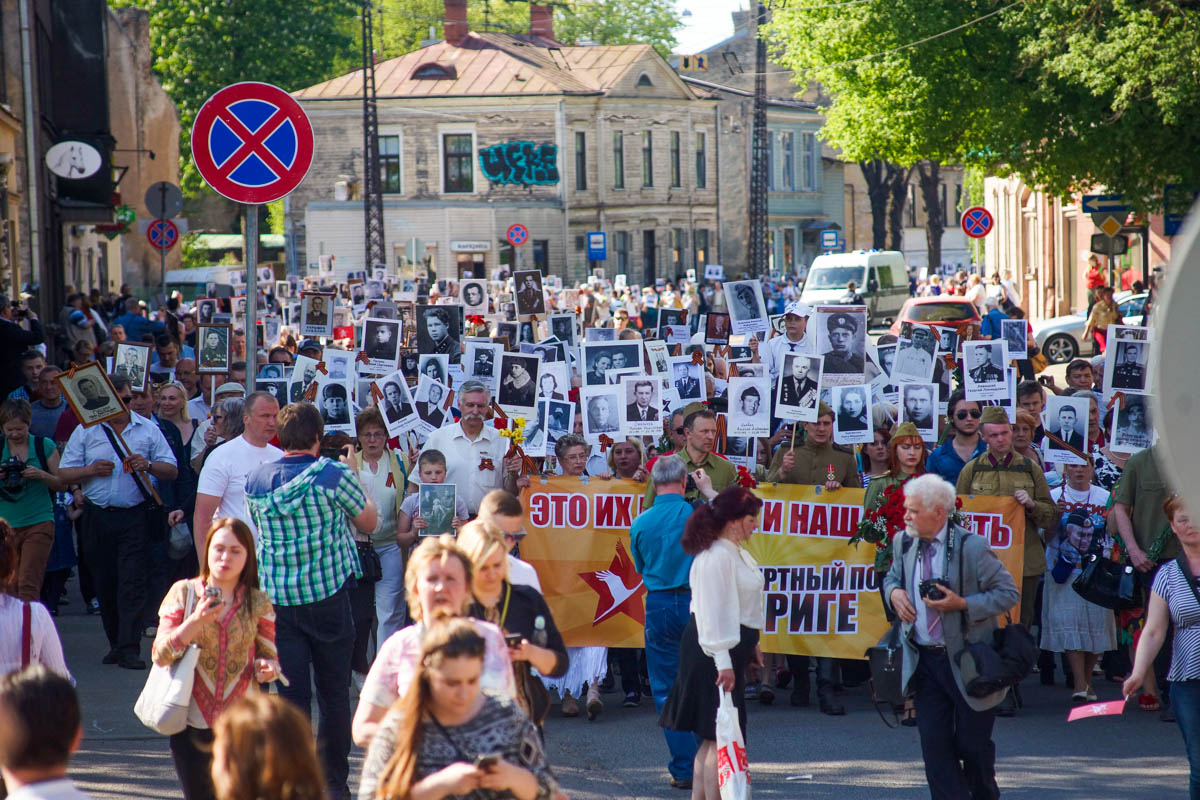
[397,450,469,537]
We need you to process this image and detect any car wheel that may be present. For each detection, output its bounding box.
[1043,333,1077,364]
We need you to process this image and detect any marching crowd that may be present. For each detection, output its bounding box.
[0,254,1196,800]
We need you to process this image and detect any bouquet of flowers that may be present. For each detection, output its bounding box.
[851,481,965,574]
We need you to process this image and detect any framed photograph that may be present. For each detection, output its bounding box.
[300,291,335,339]
[768,314,787,336]
[668,355,706,404]
[371,301,398,321]
[662,324,690,346]
[517,320,536,346]
[1043,394,1089,465]
[1104,326,1151,396]
[730,360,764,378]
[315,376,356,436]
[869,344,899,404]
[232,296,248,317]
[545,399,574,457]
[963,340,1009,402]
[322,349,356,382]
[721,429,756,470]
[56,362,126,427]
[373,266,387,282]
[366,280,386,301]
[832,384,873,445]
[274,280,291,300]
[417,354,449,389]
[258,379,289,408]
[644,341,670,375]
[621,375,661,436]
[262,315,281,348]
[727,376,770,437]
[289,355,320,403]
[415,375,451,430]
[935,326,959,355]
[197,325,232,374]
[522,398,549,457]
[257,266,273,283]
[814,306,867,382]
[495,321,518,349]
[460,279,488,315]
[257,363,285,380]
[580,384,622,443]
[581,341,643,386]
[891,325,938,384]
[723,279,768,335]
[374,370,419,437]
[520,341,559,362]
[705,313,731,345]
[514,270,547,318]
[585,327,616,343]
[196,298,218,325]
[775,353,822,422]
[465,341,502,392]
[537,361,568,402]
[657,308,687,337]
[349,282,367,309]
[418,484,457,537]
[1111,395,1154,454]
[1001,319,1027,357]
[900,383,938,444]
[361,317,403,375]
[416,305,462,364]
[497,352,541,416]
[113,342,152,393]
[549,314,576,346]
[983,367,1018,424]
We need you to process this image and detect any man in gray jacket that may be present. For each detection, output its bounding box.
[884,474,1019,800]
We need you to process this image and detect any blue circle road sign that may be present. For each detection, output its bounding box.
[146,219,179,252]
[506,224,529,247]
[192,82,314,205]
[961,206,994,238]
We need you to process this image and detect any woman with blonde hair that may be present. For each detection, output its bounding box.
[358,619,558,800]
[606,437,648,482]
[352,535,514,747]
[211,693,327,800]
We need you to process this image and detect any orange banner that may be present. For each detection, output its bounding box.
[520,478,1025,657]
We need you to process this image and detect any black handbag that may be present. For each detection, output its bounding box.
[355,541,383,583]
[866,534,908,726]
[1072,552,1143,610]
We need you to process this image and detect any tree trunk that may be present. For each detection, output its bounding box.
[859,159,889,249]
[885,164,910,252]
[915,159,944,272]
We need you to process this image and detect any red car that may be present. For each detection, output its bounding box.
[888,297,981,336]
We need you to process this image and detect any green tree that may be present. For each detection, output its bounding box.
[554,0,679,56]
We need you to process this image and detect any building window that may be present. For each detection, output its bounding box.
[379,134,402,194]
[612,131,625,189]
[442,133,473,193]
[767,230,776,273]
[533,240,549,275]
[672,228,685,269]
[693,228,709,267]
[695,132,707,189]
[642,131,653,187]
[767,133,775,191]
[670,132,682,187]
[781,131,795,191]
[637,73,654,87]
[800,132,817,190]
[615,231,630,272]
[783,228,795,270]
[575,131,587,191]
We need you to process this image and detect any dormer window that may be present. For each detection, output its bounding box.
[413,62,457,79]
[636,73,654,87]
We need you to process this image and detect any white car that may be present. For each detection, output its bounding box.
[1032,292,1147,364]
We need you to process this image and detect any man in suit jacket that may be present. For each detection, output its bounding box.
[1049,405,1085,452]
[884,473,1019,800]
[626,380,658,421]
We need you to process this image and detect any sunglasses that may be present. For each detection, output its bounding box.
[955,409,982,420]
[674,426,686,435]
[118,395,134,404]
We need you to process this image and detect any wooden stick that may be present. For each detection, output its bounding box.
[113,427,164,506]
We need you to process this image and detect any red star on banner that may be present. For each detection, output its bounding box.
[578,541,647,626]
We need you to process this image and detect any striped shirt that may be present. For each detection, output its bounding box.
[1152,560,1200,682]
[244,455,366,607]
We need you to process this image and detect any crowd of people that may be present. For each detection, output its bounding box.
[0,257,1195,800]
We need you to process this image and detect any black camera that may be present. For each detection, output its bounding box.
[918,578,952,601]
[0,456,25,490]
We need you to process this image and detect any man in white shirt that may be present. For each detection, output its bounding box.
[476,489,541,592]
[0,667,96,800]
[419,381,518,516]
[757,300,813,381]
[193,390,283,559]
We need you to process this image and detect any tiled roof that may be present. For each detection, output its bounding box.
[295,33,668,100]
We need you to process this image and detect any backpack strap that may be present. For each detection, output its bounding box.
[33,435,54,505]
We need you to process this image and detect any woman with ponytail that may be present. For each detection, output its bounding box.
[358,618,558,800]
[660,486,764,800]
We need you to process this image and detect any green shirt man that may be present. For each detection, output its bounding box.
[644,407,737,507]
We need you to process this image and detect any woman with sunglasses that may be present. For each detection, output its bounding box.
[926,389,986,484]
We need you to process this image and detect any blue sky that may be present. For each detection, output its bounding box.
[674,0,745,54]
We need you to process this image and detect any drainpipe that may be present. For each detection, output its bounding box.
[714,103,721,264]
[558,98,569,281]
[19,0,41,304]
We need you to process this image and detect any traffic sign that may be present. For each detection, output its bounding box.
[146,218,179,251]
[191,82,314,204]
[586,232,606,260]
[145,181,183,219]
[506,223,529,247]
[1089,233,1128,256]
[1081,194,1131,215]
[819,229,840,249]
[1096,214,1123,238]
[961,206,993,238]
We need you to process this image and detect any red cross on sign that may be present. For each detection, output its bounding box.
[961,206,994,238]
[191,82,315,204]
[146,219,179,251]
[506,223,529,247]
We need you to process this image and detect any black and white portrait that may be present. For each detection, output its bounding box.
[935,326,959,355]
[669,357,705,403]
[350,282,367,308]
[465,342,502,392]
[546,399,574,457]
[901,383,938,443]
[731,361,764,378]
[520,342,558,363]
[537,362,568,402]
[498,353,540,414]
[419,484,457,537]
[585,327,616,343]
[723,279,768,335]
[273,280,290,301]
[257,363,284,380]
[113,343,152,393]
[362,318,402,374]
[657,308,687,337]
[705,313,731,345]
[366,280,386,301]
[1001,320,1027,358]
[549,314,576,346]
[870,343,898,402]
[581,342,642,387]
[317,379,356,436]
[727,376,770,437]
[514,270,546,317]
[417,354,449,389]
[832,384,873,445]
[1043,395,1089,465]
[580,385,622,442]
[323,349,355,382]
[461,280,488,315]
[196,298,217,325]
[258,379,289,409]
[417,305,461,364]
[415,376,450,430]
[518,321,536,345]
[197,325,231,374]
[621,376,661,436]
[645,341,670,375]
[1107,332,1149,395]
[57,363,124,427]
[963,340,1008,402]
[375,370,418,436]
[891,325,937,384]
[371,301,398,321]
[814,307,867,380]
[523,399,548,457]
[495,322,518,349]
[775,353,822,423]
[290,355,320,402]
[1111,395,1154,454]
[373,266,387,282]
[300,292,335,339]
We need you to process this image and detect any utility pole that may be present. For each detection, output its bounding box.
[362,0,386,272]
[747,1,769,278]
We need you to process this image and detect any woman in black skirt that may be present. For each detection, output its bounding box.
[660,485,764,800]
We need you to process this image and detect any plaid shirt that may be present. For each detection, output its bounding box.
[245,455,366,606]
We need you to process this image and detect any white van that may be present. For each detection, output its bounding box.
[799,250,910,325]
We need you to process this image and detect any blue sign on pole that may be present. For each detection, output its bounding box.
[587,232,607,260]
[819,230,840,250]
[1081,194,1131,215]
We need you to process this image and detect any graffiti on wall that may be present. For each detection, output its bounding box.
[478,141,560,186]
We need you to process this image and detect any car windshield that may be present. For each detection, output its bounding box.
[908,302,976,323]
[1119,295,1145,318]
[806,266,865,289]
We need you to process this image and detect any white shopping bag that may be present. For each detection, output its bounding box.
[716,689,751,800]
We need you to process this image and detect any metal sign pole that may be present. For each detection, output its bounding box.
[158,183,168,301]
[245,206,258,392]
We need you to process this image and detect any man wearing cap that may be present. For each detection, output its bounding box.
[757,300,813,381]
[822,312,864,374]
[967,344,1004,385]
[764,401,860,713]
[893,326,936,381]
[643,405,736,507]
[298,340,324,360]
[321,383,351,425]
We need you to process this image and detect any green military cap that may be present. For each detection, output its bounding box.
[816,401,834,421]
[979,406,1010,425]
[891,421,922,440]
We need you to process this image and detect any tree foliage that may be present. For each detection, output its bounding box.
[768,0,1200,211]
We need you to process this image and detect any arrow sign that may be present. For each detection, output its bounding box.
[1081,194,1131,215]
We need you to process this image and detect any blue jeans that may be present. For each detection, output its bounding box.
[1173,680,1200,800]
[274,581,356,798]
[374,543,407,645]
[645,590,699,782]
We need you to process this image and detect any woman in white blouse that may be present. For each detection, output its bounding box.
[660,485,764,800]
[0,520,72,681]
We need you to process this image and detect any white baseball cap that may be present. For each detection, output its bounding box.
[784,301,813,318]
